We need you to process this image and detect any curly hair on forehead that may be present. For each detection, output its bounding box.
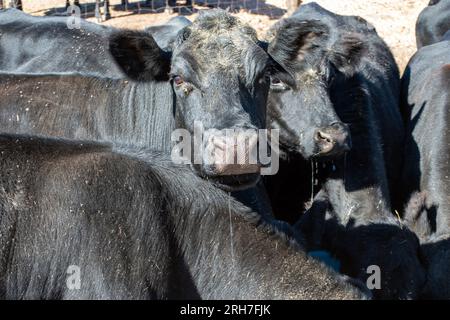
[172,10,264,70]
[189,9,258,42]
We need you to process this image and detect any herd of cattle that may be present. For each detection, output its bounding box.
[0,0,448,299]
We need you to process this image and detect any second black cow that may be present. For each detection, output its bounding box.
[264,3,425,299]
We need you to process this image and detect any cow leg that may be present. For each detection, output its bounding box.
[65,0,70,8]
[11,0,22,10]
[95,0,101,22]
[167,0,176,8]
[0,0,3,10]
[121,0,128,11]
[74,0,80,7]
[103,0,111,20]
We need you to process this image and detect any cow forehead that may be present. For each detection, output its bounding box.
[170,11,271,85]
[181,33,258,67]
[175,13,261,67]
[189,10,258,42]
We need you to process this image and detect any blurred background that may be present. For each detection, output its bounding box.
[1,0,430,71]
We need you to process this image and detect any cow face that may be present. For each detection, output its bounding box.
[267,19,366,160]
[109,11,274,191]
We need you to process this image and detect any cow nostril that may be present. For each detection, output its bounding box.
[315,130,333,144]
[314,124,352,156]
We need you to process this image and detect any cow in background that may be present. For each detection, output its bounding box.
[401,36,450,299]
[416,0,450,48]
[0,9,189,78]
[264,3,425,299]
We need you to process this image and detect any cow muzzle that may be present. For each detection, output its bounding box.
[314,122,352,157]
[202,129,261,176]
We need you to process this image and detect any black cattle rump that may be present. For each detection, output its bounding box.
[401,39,450,299]
[0,8,122,77]
[416,0,450,48]
[264,3,425,299]
[0,9,189,77]
[0,134,369,300]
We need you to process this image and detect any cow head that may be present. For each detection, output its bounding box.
[266,19,367,160]
[109,10,275,191]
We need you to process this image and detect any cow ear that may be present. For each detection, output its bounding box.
[267,19,329,71]
[329,34,367,77]
[109,31,171,82]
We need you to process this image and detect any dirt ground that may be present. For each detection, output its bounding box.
[17,0,430,72]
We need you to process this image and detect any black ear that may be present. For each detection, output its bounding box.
[267,19,329,71]
[109,30,171,82]
[329,34,367,77]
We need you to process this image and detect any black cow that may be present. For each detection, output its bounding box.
[0,133,369,299]
[401,38,450,299]
[0,10,298,215]
[416,0,450,48]
[264,3,425,299]
[0,9,189,78]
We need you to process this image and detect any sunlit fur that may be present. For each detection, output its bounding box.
[0,134,369,300]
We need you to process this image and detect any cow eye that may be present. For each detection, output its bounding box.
[270,77,289,91]
[271,77,282,85]
[173,75,184,86]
